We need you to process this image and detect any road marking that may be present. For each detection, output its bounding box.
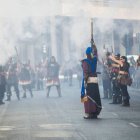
[39,123,72,129]
[33,130,80,138]
[77,132,88,140]
[112,113,118,116]
[129,123,139,128]
[0,126,15,131]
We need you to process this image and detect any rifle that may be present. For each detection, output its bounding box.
[111,45,114,54]
[91,18,94,47]
[90,18,97,56]
[14,46,21,71]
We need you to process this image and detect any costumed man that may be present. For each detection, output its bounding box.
[135,55,140,88]
[109,55,131,106]
[0,65,6,105]
[110,54,122,104]
[102,52,112,99]
[6,62,20,101]
[81,44,102,119]
[46,56,61,97]
[19,64,33,98]
[36,65,44,91]
[76,62,82,88]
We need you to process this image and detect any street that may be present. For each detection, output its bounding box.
[0,79,140,140]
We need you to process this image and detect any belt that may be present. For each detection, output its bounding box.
[87,77,98,83]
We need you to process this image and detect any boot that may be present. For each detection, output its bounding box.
[117,95,122,104]
[47,93,49,98]
[30,92,33,98]
[57,88,62,97]
[90,113,98,119]
[22,93,26,98]
[6,96,11,101]
[109,95,117,104]
[108,90,112,99]
[46,90,50,98]
[17,97,20,100]
[122,96,130,107]
[31,93,33,98]
[17,95,20,100]
[0,100,5,105]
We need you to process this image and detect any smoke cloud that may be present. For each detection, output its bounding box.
[0,0,140,65]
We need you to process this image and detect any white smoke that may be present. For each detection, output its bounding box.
[0,0,140,65]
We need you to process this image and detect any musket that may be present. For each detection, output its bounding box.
[111,45,114,54]
[15,46,19,59]
[91,18,94,48]
[103,44,106,50]
[14,46,21,71]
[90,18,97,55]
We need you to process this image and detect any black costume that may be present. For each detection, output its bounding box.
[6,64,20,101]
[0,66,6,104]
[119,59,130,106]
[19,65,33,98]
[81,47,102,119]
[46,56,61,97]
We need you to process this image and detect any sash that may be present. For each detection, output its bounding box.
[81,57,97,96]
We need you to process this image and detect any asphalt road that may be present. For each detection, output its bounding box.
[0,80,140,140]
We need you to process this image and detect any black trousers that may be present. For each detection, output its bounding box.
[112,80,122,103]
[46,85,61,97]
[0,86,5,102]
[86,83,102,115]
[120,84,130,105]
[22,84,33,97]
[6,83,20,99]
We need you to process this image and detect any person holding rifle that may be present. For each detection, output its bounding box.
[109,53,122,104]
[109,55,130,106]
[81,19,102,119]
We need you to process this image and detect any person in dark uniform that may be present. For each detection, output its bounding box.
[81,45,102,119]
[109,55,130,106]
[135,55,140,88]
[0,65,6,105]
[36,66,44,91]
[110,54,122,104]
[19,64,33,98]
[46,56,61,97]
[6,63,20,101]
[76,63,82,88]
[67,68,73,86]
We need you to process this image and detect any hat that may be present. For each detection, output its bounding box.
[86,47,92,55]
[115,53,120,58]
[106,52,111,56]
